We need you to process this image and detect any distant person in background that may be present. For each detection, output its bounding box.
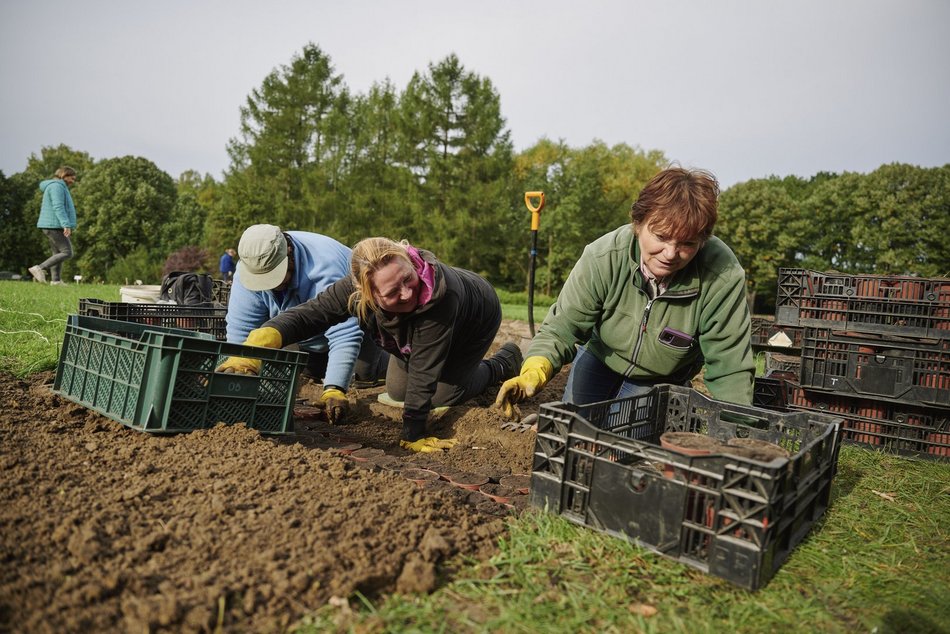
[217,225,390,424]
[496,166,754,418]
[219,247,237,283]
[28,166,78,286]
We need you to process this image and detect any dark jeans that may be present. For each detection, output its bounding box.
[38,229,73,282]
[563,345,687,405]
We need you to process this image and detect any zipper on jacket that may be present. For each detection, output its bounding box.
[626,298,654,374]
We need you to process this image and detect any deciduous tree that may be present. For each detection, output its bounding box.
[0,171,36,273]
[718,178,801,311]
[847,163,950,276]
[71,156,176,281]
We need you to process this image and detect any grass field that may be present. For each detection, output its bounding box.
[4,281,949,633]
[0,281,118,375]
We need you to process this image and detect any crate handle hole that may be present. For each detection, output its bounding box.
[628,470,651,493]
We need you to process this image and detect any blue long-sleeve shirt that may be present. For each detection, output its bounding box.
[225,231,364,389]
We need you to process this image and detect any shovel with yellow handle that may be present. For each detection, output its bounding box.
[524,191,545,337]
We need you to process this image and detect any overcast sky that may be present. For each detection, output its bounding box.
[2,0,947,188]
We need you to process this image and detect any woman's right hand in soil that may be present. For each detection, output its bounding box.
[494,356,554,419]
[214,327,283,375]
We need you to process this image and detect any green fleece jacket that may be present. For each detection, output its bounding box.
[527,224,754,404]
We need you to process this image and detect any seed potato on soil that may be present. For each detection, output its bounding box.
[0,320,572,633]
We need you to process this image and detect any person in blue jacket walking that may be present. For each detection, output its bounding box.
[219,248,237,283]
[29,166,78,285]
[217,224,389,423]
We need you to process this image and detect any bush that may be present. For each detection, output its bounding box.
[162,246,212,278]
[495,288,556,307]
[104,246,164,285]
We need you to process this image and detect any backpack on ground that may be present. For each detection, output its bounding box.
[159,271,214,306]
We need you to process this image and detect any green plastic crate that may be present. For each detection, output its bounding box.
[53,315,307,434]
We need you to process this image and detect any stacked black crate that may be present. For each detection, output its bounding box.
[211,279,231,308]
[77,299,228,340]
[750,315,802,413]
[750,315,804,379]
[763,268,950,460]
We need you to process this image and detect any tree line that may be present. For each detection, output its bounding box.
[1,43,946,311]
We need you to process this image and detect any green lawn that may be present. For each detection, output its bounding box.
[0,280,118,375]
[4,281,949,633]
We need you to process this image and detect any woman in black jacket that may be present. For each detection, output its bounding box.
[249,237,521,452]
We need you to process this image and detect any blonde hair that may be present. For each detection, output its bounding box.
[54,166,77,180]
[348,237,413,321]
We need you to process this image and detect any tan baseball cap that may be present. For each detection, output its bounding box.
[236,224,289,291]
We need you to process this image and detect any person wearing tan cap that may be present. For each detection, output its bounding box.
[218,224,388,423]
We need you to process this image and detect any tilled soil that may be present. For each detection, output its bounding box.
[0,321,570,633]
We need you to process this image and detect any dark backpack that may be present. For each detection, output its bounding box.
[160,271,214,306]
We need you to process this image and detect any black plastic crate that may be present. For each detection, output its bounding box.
[753,375,790,411]
[211,279,231,307]
[799,327,950,407]
[786,382,949,460]
[529,385,842,590]
[79,298,227,340]
[54,315,307,435]
[751,316,803,351]
[765,351,801,379]
[775,268,950,339]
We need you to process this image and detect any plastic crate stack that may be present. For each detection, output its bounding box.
[78,298,228,340]
[750,315,803,379]
[211,279,231,307]
[754,268,950,460]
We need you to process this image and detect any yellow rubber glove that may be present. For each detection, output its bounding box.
[245,327,283,348]
[399,437,459,453]
[494,356,554,419]
[215,327,283,375]
[320,387,349,425]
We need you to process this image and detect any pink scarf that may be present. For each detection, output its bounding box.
[405,245,434,306]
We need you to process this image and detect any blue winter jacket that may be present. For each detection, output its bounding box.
[225,231,364,389]
[37,179,77,229]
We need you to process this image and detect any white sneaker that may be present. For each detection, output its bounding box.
[28,266,46,283]
[50,280,66,286]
